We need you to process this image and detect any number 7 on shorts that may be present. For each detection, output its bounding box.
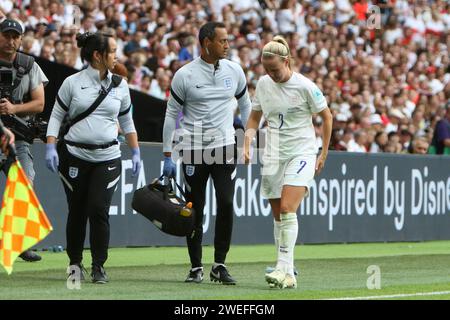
[297,160,307,174]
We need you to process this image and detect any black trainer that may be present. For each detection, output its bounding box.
[210,264,236,285]
[185,267,204,283]
[91,265,108,284]
[19,250,42,262]
[67,263,87,281]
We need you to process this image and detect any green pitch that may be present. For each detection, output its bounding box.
[1,241,450,300]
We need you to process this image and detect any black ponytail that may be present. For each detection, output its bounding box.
[76,32,112,63]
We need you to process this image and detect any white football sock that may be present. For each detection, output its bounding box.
[274,220,281,260]
[275,213,298,276]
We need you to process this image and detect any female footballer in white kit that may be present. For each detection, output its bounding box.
[244,36,332,289]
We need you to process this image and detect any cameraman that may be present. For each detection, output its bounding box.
[0,19,48,262]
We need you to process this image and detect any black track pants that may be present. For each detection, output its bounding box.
[58,145,121,267]
[182,144,237,268]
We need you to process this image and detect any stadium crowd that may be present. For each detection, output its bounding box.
[0,0,449,154]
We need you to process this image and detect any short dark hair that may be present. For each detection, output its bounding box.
[76,32,112,63]
[375,131,385,140]
[198,22,226,47]
[388,131,399,139]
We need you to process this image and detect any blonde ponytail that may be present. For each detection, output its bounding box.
[262,35,291,60]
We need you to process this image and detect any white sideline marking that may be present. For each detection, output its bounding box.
[324,291,450,300]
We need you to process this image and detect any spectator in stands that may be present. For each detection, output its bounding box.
[0,0,446,155]
[331,129,344,151]
[335,0,354,25]
[149,73,171,101]
[384,141,399,153]
[178,33,199,63]
[409,136,429,155]
[347,130,367,153]
[384,15,404,45]
[234,44,252,69]
[353,0,369,21]
[128,52,153,89]
[430,104,450,154]
[276,0,298,34]
[40,43,54,61]
[53,40,64,61]
[399,127,413,150]
[79,15,97,34]
[139,75,152,94]
[369,113,385,133]
[123,31,145,57]
[123,10,140,35]
[387,131,403,153]
[21,35,35,55]
[0,1,13,15]
[26,5,48,29]
[167,37,181,62]
[370,131,388,153]
[386,109,406,133]
[59,49,72,67]
[50,2,66,26]
[169,59,182,75]
[146,44,172,73]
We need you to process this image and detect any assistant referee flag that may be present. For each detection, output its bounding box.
[0,160,53,274]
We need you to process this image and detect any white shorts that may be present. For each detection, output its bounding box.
[260,154,316,199]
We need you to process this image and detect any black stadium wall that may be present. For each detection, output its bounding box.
[1,144,449,248]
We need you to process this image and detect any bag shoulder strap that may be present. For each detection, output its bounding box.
[111,74,122,87]
[13,52,34,74]
[67,74,123,129]
[12,52,34,90]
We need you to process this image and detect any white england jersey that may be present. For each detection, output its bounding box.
[252,72,327,160]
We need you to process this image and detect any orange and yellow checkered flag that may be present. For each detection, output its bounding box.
[0,160,53,274]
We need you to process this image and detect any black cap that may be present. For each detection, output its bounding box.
[0,19,23,35]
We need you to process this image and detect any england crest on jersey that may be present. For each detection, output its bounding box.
[185,165,195,176]
[224,78,232,89]
[69,167,79,178]
[109,88,117,97]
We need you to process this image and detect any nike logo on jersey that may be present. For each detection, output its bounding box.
[195,84,204,88]
[107,166,116,171]
[81,86,89,90]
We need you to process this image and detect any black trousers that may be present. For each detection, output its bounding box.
[181,144,237,268]
[58,144,121,266]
